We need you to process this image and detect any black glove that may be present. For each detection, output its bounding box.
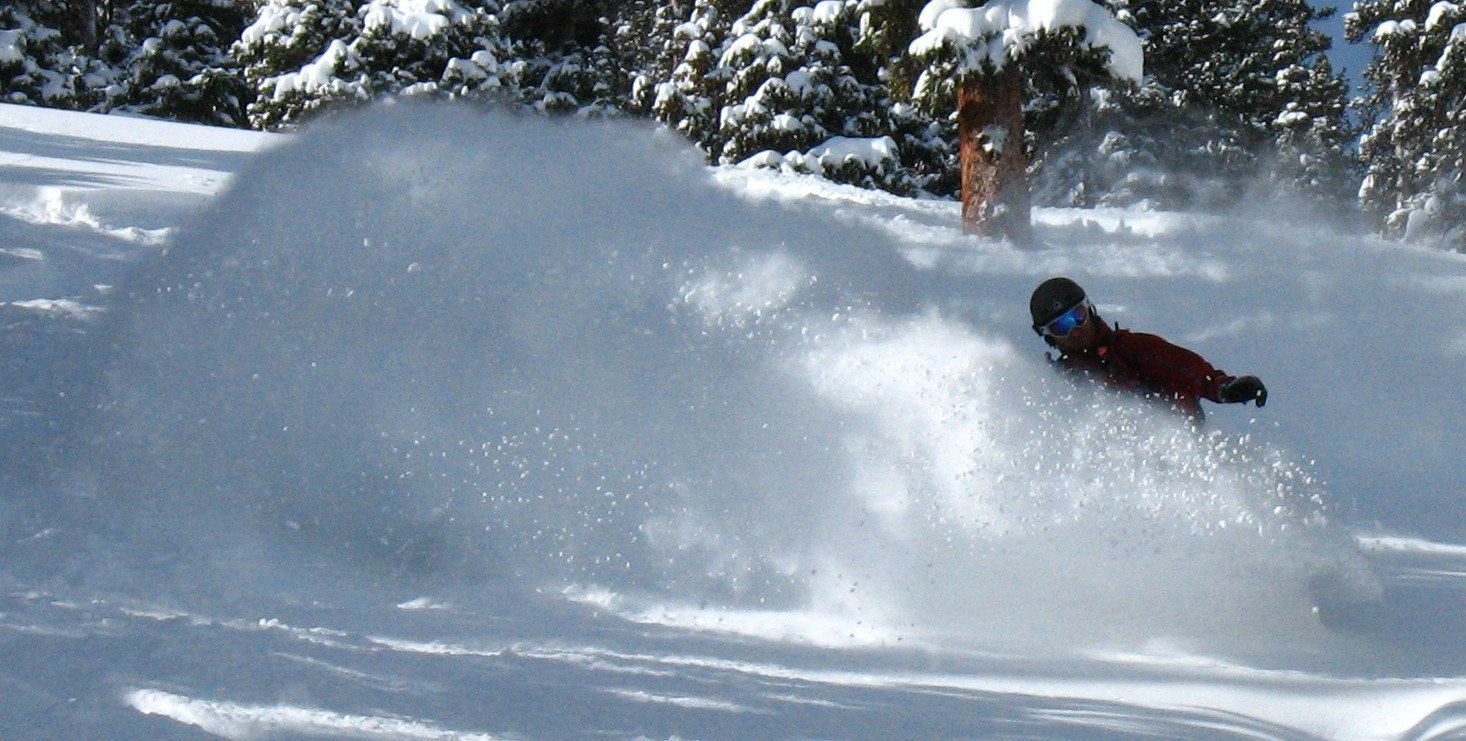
[1219,375,1267,407]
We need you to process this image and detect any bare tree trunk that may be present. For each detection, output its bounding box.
[956,70,1032,244]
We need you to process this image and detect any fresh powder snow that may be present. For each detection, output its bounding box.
[1,100,1465,739]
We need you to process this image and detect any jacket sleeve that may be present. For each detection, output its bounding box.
[1114,331,1234,403]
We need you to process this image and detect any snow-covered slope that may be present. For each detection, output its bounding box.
[2,102,1464,740]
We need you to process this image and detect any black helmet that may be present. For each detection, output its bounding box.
[1029,277,1086,331]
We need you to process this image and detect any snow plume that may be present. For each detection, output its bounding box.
[789,311,1373,655]
[97,100,910,601]
[96,102,1365,657]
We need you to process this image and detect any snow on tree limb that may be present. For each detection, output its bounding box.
[908,0,1143,83]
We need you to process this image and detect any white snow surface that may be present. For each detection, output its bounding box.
[1,101,1465,739]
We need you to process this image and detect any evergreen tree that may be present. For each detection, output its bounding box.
[1348,0,1466,249]
[649,0,950,195]
[1,5,56,105]
[1,0,249,123]
[516,40,628,114]
[904,0,1143,237]
[612,0,680,115]
[498,0,629,115]
[854,0,958,195]
[0,0,1362,217]
[233,0,362,128]
[1038,0,1352,209]
[235,0,511,129]
[106,0,252,126]
[1268,55,1353,201]
[0,0,112,110]
[649,0,736,152]
[717,0,827,162]
[623,0,691,115]
[234,0,646,128]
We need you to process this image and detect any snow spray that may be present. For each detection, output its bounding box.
[96,102,1375,657]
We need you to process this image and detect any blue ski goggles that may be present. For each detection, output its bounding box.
[1038,300,1091,338]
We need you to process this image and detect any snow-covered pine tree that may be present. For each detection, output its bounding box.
[497,0,628,115]
[1040,0,1352,209]
[1,5,61,106]
[106,0,251,126]
[520,39,627,115]
[717,0,828,162]
[233,0,364,128]
[624,0,686,115]
[650,0,736,152]
[777,0,952,194]
[1267,55,1353,205]
[853,0,959,195]
[1032,85,1165,208]
[0,0,113,110]
[1163,0,1352,203]
[647,0,949,195]
[906,0,1143,238]
[235,0,510,129]
[353,0,506,99]
[1348,0,1466,249]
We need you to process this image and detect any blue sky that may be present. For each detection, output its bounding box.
[1316,0,1372,91]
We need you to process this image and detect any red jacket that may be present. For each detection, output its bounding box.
[1054,321,1235,419]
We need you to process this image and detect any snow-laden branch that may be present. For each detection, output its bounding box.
[361,0,468,40]
[909,0,1144,83]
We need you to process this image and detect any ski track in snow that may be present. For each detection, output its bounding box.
[2,102,1466,739]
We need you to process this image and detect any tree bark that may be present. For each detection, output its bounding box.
[956,70,1032,243]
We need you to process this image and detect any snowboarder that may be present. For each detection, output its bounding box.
[1029,277,1268,422]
